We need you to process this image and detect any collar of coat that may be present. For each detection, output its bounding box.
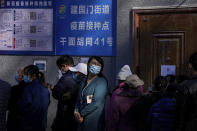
[117,88,142,97]
[190,75,197,80]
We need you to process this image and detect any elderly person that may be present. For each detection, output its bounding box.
[130,76,167,131]
[106,65,132,129]
[7,67,27,131]
[18,65,50,131]
[107,74,144,131]
[69,63,87,83]
[60,63,87,131]
[115,65,132,91]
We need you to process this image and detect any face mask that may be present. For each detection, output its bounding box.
[60,64,68,74]
[58,70,63,79]
[89,65,101,75]
[61,70,66,74]
[72,73,78,81]
[24,75,32,83]
[15,73,19,82]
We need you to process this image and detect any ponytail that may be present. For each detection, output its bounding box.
[38,71,46,87]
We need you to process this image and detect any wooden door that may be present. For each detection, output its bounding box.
[132,8,197,89]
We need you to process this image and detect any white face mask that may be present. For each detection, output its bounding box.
[61,70,66,74]
[58,70,63,79]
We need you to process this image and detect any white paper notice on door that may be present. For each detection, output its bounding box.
[161,65,176,76]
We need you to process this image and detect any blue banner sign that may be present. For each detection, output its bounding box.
[55,0,116,56]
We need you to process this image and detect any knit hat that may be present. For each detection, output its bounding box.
[69,63,87,75]
[125,74,144,88]
[117,65,132,80]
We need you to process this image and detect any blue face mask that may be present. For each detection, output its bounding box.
[61,70,66,74]
[72,73,78,81]
[58,70,63,79]
[89,65,101,75]
[24,75,32,83]
[15,73,19,82]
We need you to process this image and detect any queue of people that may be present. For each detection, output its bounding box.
[0,52,197,131]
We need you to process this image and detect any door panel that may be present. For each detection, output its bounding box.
[153,32,185,81]
[132,8,197,89]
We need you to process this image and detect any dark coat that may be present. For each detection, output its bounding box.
[176,75,197,131]
[147,97,176,131]
[7,81,27,131]
[107,88,141,131]
[75,77,108,131]
[106,87,123,130]
[127,91,162,131]
[18,79,50,131]
[51,70,76,131]
[0,80,11,131]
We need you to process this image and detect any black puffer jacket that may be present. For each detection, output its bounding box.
[176,75,197,131]
[51,70,77,131]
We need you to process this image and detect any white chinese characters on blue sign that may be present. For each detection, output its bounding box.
[56,0,116,56]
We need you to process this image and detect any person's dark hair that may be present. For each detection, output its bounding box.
[87,56,110,94]
[175,75,189,84]
[153,76,167,91]
[24,65,45,86]
[87,56,104,77]
[56,55,74,69]
[189,52,197,71]
[163,83,178,98]
[76,73,86,84]
[165,75,176,84]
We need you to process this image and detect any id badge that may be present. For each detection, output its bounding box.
[86,95,93,104]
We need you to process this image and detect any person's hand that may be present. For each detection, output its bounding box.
[50,85,54,90]
[78,116,83,123]
[62,92,72,101]
[74,111,81,120]
[74,111,83,123]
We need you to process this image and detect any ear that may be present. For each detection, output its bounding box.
[65,65,70,71]
[30,74,36,80]
[189,63,193,69]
